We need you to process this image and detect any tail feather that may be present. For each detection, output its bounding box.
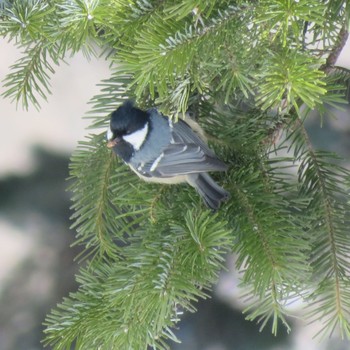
[187,173,229,210]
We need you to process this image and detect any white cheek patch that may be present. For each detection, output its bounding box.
[106,125,114,140]
[123,122,149,150]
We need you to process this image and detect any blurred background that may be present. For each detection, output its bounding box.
[1,37,350,350]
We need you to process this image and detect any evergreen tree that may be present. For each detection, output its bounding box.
[1,0,350,348]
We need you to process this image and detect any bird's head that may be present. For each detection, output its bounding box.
[107,101,150,151]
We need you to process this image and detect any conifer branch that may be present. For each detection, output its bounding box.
[2,1,350,347]
[69,135,123,261]
[118,4,248,111]
[2,42,56,109]
[290,119,350,337]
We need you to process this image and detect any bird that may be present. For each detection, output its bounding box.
[106,100,229,210]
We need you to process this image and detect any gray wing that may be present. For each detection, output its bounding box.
[141,119,227,178]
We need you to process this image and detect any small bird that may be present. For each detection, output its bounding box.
[106,101,229,210]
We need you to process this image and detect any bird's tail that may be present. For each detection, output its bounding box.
[187,173,229,210]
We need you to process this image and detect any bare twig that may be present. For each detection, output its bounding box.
[320,25,349,74]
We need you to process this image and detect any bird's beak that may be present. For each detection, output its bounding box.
[107,137,121,148]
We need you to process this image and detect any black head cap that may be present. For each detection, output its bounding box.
[110,100,149,137]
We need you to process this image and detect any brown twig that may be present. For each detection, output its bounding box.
[320,25,349,74]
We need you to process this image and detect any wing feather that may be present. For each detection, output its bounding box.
[140,119,227,177]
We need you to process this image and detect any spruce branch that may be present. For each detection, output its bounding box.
[44,209,232,349]
[255,0,326,47]
[0,0,55,42]
[55,0,102,54]
[265,17,350,137]
[228,158,310,334]
[281,117,350,338]
[328,66,350,101]
[256,50,327,113]
[2,0,350,347]
[68,134,124,261]
[118,4,249,112]
[198,101,310,333]
[164,0,227,20]
[1,41,58,109]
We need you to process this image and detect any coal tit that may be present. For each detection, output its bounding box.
[106,101,229,210]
